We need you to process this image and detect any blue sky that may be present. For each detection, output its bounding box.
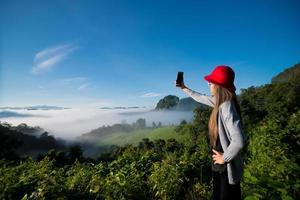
[1,0,299,107]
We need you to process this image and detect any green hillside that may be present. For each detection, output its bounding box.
[93,126,189,147]
[271,63,300,83]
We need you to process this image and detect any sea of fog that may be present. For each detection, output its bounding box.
[0,107,194,139]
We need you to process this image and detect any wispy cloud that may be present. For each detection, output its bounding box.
[32,43,78,74]
[140,92,165,98]
[36,76,90,91]
[59,77,88,84]
[78,83,90,91]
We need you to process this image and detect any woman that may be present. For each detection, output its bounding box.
[176,65,245,200]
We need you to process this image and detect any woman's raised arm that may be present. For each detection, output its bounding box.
[181,87,215,108]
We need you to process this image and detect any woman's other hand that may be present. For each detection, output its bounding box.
[212,149,225,164]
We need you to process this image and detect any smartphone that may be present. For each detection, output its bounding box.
[176,71,184,86]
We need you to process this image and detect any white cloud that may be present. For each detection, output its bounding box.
[0,108,193,139]
[140,92,165,98]
[35,44,69,60]
[32,43,78,74]
[78,83,90,91]
[32,54,66,73]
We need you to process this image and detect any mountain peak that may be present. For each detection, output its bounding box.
[271,63,300,84]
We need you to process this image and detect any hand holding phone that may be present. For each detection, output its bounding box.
[176,71,185,88]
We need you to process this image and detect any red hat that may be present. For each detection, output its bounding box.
[204,65,236,92]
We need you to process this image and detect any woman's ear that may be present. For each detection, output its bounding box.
[211,84,217,95]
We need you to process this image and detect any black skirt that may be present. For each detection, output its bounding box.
[212,168,241,200]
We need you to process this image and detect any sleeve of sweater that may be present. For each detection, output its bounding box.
[182,87,215,108]
[221,101,245,162]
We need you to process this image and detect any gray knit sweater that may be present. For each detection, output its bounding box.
[182,87,245,184]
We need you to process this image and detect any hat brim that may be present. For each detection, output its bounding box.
[204,75,236,92]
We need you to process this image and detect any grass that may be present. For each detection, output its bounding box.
[94,126,189,147]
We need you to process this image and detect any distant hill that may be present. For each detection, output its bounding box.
[155,95,180,110]
[271,63,300,84]
[176,97,204,110]
[78,118,157,142]
[99,106,146,109]
[11,123,46,137]
[0,111,35,118]
[155,95,204,111]
[0,105,70,110]
[0,122,65,160]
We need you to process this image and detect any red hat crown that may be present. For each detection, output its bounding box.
[204,65,236,92]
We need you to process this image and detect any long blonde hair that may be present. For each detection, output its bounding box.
[208,85,241,148]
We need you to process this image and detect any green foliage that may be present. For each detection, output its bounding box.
[239,73,300,127]
[0,157,64,200]
[149,153,186,199]
[242,118,300,199]
[284,110,300,163]
[65,161,96,199]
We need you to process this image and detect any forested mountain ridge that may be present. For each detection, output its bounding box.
[0,122,65,160]
[271,63,300,83]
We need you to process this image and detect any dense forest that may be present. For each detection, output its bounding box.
[0,63,299,199]
[0,123,66,160]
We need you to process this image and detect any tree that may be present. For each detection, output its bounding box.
[132,118,146,130]
[152,122,157,128]
[136,118,146,129]
[157,122,162,128]
[68,145,83,163]
[0,123,22,160]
